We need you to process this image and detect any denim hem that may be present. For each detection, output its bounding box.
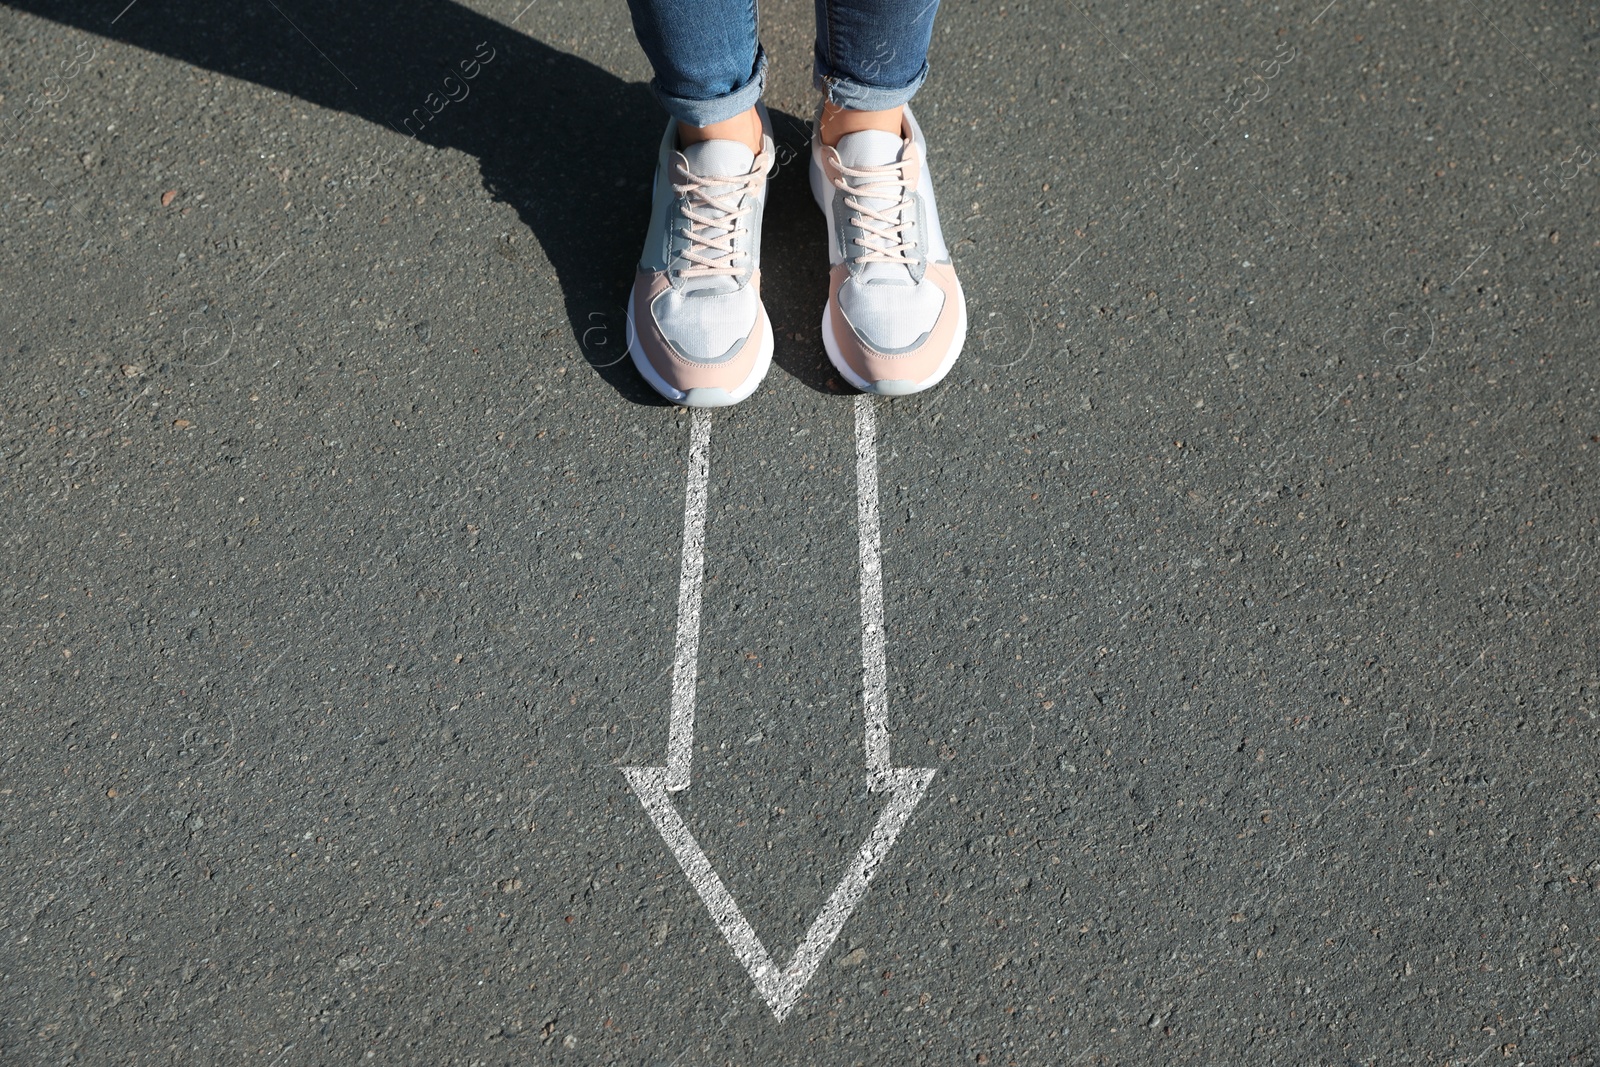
[654,46,767,128]
[812,58,928,112]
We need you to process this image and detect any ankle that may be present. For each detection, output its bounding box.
[677,106,763,155]
[818,101,904,147]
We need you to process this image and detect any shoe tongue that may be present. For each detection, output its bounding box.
[835,129,905,171]
[835,130,914,286]
[681,139,756,191]
[676,139,756,294]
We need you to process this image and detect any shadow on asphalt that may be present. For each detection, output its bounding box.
[6,0,843,401]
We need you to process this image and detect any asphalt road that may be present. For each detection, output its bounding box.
[2,0,1598,1064]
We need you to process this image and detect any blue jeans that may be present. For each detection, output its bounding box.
[625,0,941,126]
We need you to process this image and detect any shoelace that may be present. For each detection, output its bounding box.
[832,157,917,266]
[672,165,762,279]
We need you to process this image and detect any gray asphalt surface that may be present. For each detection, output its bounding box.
[2,0,1598,1064]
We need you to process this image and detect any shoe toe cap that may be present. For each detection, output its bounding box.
[826,263,966,393]
[653,285,761,363]
[837,277,946,354]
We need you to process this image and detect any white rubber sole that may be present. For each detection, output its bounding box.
[626,301,774,408]
[820,282,968,397]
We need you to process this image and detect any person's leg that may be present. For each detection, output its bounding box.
[681,106,763,154]
[808,0,966,396]
[817,99,902,145]
[626,0,767,149]
[812,0,939,141]
[624,0,777,406]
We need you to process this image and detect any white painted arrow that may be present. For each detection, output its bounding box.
[623,396,935,1022]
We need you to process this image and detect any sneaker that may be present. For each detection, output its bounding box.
[809,105,967,396]
[627,111,776,407]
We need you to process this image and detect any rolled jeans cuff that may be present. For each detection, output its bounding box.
[813,58,928,112]
[653,45,767,128]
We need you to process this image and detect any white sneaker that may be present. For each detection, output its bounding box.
[628,110,776,406]
[809,105,967,396]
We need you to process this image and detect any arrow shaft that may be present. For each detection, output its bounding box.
[669,401,890,790]
[666,408,713,792]
[855,395,890,785]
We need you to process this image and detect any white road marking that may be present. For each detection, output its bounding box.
[623,765,933,1022]
[665,408,712,792]
[624,398,935,1020]
[855,394,892,789]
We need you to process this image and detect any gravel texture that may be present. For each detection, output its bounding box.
[1,0,1597,1064]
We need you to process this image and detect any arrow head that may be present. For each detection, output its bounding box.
[622,764,934,1020]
